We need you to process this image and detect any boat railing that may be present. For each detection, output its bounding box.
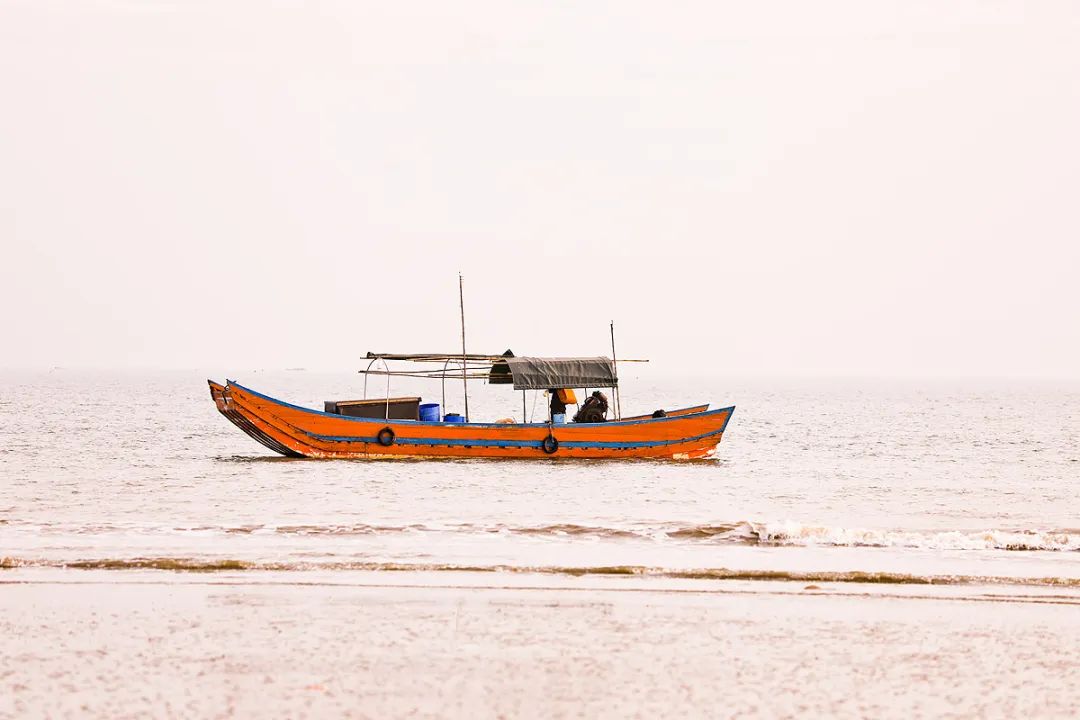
[357,353,648,422]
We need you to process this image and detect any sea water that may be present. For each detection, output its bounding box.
[2,370,1079,717]
[1,370,1078,584]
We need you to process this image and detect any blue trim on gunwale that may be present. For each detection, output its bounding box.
[719,405,735,433]
[227,381,734,429]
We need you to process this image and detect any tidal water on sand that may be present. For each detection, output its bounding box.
[2,370,1079,717]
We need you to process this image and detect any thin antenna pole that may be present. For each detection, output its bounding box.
[610,321,621,420]
[441,357,451,415]
[459,273,469,422]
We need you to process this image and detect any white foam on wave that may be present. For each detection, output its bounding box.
[4,518,1079,552]
[743,520,1080,552]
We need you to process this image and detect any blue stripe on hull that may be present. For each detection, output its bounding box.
[306,426,725,451]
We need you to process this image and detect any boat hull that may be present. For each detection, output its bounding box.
[209,381,733,460]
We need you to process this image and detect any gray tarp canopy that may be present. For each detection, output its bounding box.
[500,356,617,391]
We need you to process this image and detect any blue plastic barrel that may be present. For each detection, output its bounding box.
[443,413,465,423]
[419,403,440,422]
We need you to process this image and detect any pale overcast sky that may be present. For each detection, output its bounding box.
[1,1,1077,377]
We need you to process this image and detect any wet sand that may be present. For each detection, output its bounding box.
[2,571,1079,719]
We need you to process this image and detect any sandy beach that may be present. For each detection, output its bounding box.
[3,570,1079,719]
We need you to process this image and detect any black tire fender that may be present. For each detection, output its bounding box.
[377,426,396,447]
[542,434,559,454]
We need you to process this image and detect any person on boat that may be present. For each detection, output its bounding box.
[548,389,578,423]
[549,389,567,423]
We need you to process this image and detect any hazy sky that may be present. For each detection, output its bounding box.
[2,1,1077,377]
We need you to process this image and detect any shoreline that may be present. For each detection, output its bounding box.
[4,567,1080,605]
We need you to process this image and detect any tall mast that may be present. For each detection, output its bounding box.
[459,273,469,422]
[610,321,621,420]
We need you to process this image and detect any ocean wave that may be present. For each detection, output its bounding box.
[2,556,1079,587]
[487,521,1080,551]
[242,520,1080,551]
[740,522,1080,552]
[492,523,643,539]
[2,519,1078,551]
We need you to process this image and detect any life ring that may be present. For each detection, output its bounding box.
[377,427,395,447]
[542,434,559,454]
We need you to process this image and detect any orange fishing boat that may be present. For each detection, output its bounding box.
[209,278,732,459]
[208,352,733,460]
